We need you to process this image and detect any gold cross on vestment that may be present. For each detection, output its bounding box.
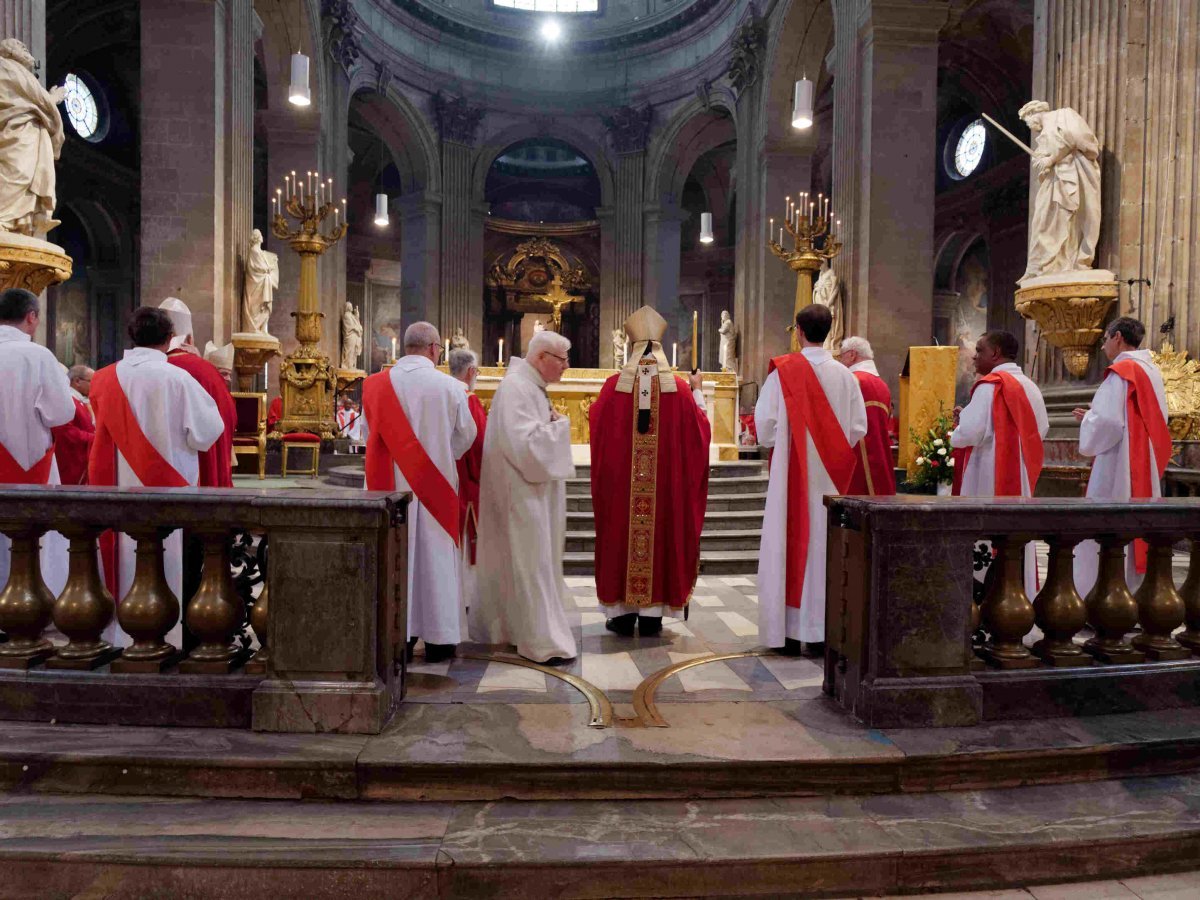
[536,278,581,329]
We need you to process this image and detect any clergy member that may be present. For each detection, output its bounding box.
[949,330,1048,595]
[52,365,96,486]
[449,348,487,613]
[1072,316,1170,596]
[159,298,237,488]
[470,331,577,664]
[0,289,75,598]
[336,395,364,443]
[68,364,92,409]
[589,306,710,636]
[89,307,225,648]
[837,336,896,496]
[756,303,867,656]
[361,321,476,663]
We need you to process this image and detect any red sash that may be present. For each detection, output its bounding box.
[89,365,189,594]
[0,441,54,484]
[972,371,1043,496]
[1109,360,1172,573]
[362,371,460,545]
[769,354,856,608]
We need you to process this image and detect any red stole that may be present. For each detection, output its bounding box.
[0,441,54,484]
[456,391,487,565]
[769,354,856,608]
[960,371,1044,497]
[1109,360,1172,573]
[362,371,460,545]
[89,365,190,594]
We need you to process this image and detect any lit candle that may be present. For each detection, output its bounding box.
[769,217,774,242]
[835,218,841,240]
[691,310,698,370]
[672,342,678,369]
[444,338,450,359]
[498,338,504,365]
[285,175,291,199]
[307,171,313,196]
[391,336,397,361]
[779,226,784,244]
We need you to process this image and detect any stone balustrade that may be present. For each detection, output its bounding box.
[825,495,1200,728]
[0,486,408,734]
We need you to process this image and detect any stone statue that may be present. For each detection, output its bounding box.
[0,39,65,237]
[450,327,469,351]
[533,319,544,334]
[341,302,363,370]
[718,310,738,372]
[1018,101,1102,284]
[611,327,627,367]
[812,262,843,351]
[241,228,279,335]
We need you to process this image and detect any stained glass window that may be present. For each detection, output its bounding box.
[954,119,986,178]
[61,73,100,141]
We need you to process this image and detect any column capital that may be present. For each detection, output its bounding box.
[397,190,443,217]
[602,105,653,155]
[434,91,486,147]
[858,0,949,45]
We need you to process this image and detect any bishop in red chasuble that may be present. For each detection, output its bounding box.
[837,336,896,496]
[589,306,711,637]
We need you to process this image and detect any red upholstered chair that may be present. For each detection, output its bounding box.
[231,392,267,479]
[281,431,321,479]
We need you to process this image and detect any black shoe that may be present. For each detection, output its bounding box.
[605,613,636,637]
[424,643,457,663]
[803,641,826,658]
[637,616,663,637]
[405,637,417,664]
[775,638,804,657]
[540,656,574,666]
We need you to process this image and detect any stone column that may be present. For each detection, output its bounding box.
[398,190,442,327]
[600,106,651,366]
[0,1,44,82]
[434,94,485,347]
[642,200,690,352]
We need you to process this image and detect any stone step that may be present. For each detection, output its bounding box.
[565,529,761,554]
[564,548,759,575]
[334,463,768,492]
[565,474,768,497]
[566,510,764,532]
[566,491,768,512]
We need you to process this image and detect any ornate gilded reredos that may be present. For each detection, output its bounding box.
[1151,341,1200,441]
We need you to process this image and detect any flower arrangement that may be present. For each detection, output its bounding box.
[909,407,956,488]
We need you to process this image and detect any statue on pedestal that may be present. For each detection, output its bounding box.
[1018,101,1103,285]
[718,310,738,373]
[533,319,545,334]
[611,327,627,367]
[341,302,363,370]
[0,39,65,237]
[812,262,843,351]
[450,327,470,351]
[242,228,279,335]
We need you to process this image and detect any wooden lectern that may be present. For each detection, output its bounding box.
[897,346,958,473]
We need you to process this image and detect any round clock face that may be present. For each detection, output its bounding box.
[62,73,100,141]
[954,119,986,177]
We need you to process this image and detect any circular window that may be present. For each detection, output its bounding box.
[953,119,986,178]
[61,73,104,142]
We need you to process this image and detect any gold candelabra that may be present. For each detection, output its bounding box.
[767,191,841,350]
[268,170,349,440]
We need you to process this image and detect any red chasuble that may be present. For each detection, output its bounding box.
[589,371,711,610]
[847,370,896,496]
[456,391,487,565]
[166,350,236,488]
[51,398,95,486]
[1109,360,1172,572]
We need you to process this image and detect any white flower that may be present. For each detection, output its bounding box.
[915,456,926,465]
[933,438,944,447]
[948,457,956,467]
[937,447,947,456]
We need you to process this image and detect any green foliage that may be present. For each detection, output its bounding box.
[908,406,956,487]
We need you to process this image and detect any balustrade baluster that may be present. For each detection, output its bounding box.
[110,528,183,673]
[1131,535,1190,660]
[180,530,248,674]
[1032,536,1090,666]
[243,582,269,675]
[979,536,1039,668]
[1083,537,1145,664]
[46,528,120,670]
[1178,538,1200,653]
[0,527,54,668]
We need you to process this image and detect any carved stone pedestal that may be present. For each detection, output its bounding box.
[0,233,72,294]
[1014,271,1119,378]
[231,333,281,392]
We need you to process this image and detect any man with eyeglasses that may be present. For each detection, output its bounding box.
[362,321,477,664]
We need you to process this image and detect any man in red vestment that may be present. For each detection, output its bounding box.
[589,306,711,637]
[158,297,236,487]
[52,386,94,486]
[837,336,896,496]
[449,348,488,616]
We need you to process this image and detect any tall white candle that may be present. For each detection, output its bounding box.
[780,226,784,244]
[498,338,504,364]
[672,342,678,368]
[391,336,397,360]
[444,338,450,359]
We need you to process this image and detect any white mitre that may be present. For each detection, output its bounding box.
[615,305,676,394]
[204,341,235,370]
[158,297,192,351]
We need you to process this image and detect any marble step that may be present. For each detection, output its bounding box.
[565,473,768,497]
[566,491,768,512]
[564,548,759,575]
[566,509,764,532]
[330,462,768,491]
[564,529,761,554]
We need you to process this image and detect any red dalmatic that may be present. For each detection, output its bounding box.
[456,391,487,565]
[51,398,95,486]
[167,350,236,487]
[589,372,710,610]
[847,370,895,496]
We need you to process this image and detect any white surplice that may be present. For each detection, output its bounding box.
[337,407,364,442]
[0,324,75,599]
[99,347,224,648]
[361,355,476,647]
[470,357,577,662]
[949,362,1049,597]
[1073,349,1168,597]
[756,347,868,646]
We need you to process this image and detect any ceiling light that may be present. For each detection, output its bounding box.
[541,19,562,41]
[791,78,813,129]
[374,193,388,227]
[289,52,311,106]
[700,212,714,244]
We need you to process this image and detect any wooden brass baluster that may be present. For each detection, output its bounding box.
[1178,537,1200,653]
[181,530,247,674]
[1032,536,1090,666]
[243,582,269,675]
[0,527,55,668]
[979,536,1039,668]
[46,528,121,670]
[1083,537,1145,664]
[110,528,183,673]
[1131,535,1190,660]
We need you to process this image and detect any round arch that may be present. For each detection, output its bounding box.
[758,0,834,150]
[472,122,614,208]
[348,88,441,195]
[646,97,737,206]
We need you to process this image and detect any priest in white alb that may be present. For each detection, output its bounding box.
[89,307,225,650]
[1072,316,1170,597]
[470,330,577,664]
[0,289,75,605]
[757,304,867,656]
[361,321,476,663]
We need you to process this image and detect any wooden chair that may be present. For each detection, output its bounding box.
[231,392,268,480]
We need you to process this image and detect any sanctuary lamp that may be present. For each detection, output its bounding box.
[768,191,842,351]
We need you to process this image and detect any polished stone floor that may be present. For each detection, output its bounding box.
[853,872,1200,899]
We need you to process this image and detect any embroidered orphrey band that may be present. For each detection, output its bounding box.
[624,368,660,606]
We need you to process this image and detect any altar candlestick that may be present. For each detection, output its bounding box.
[691,310,698,370]
[391,336,397,361]
[672,342,678,369]
[498,338,504,365]
[444,339,450,359]
[779,226,784,244]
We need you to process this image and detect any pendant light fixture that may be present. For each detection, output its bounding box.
[282,0,310,107]
[699,212,714,244]
[374,192,389,227]
[791,77,813,129]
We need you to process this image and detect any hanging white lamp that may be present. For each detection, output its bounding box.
[289,52,311,106]
[374,192,389,227]
[699,212,714,244]
[791,77,813,129]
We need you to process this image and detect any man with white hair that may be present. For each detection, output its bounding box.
[449,347,488,613]
[471,330,576,664]
[53,364,95,486]
[837,336,895,496]
[362,321,477,663]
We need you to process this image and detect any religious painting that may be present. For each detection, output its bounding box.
[953,242,989,404]
[364,260,402,374]
[52,281,91,369]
